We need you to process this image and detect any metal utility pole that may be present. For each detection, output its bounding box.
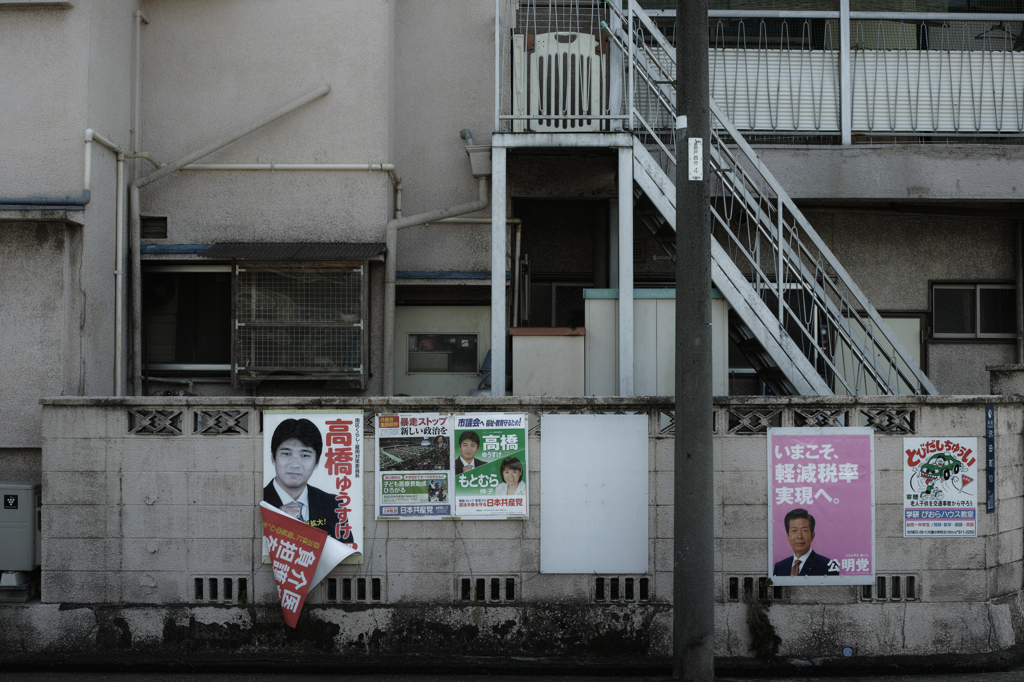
[674,0,714,679]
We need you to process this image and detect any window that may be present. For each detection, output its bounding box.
[933,284,1016,339]
[143,260,370,388]
[407,334,478,373]
[143,265,232,370]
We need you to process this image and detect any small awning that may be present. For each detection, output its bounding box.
[199,242,386,261]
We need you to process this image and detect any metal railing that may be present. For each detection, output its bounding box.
[610,3,938,395]
[496,1,1024,142]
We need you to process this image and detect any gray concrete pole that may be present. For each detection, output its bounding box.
[674,0,714,678]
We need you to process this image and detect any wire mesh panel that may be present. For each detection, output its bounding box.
[233,262,367,388]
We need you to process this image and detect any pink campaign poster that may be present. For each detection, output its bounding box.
[768,427,875,586]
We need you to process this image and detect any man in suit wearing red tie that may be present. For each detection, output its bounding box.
[773,508,832,577]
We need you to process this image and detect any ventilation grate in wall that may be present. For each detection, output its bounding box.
[726,576,787,602]
[141,216,168,239]
[861,574,918,602]
[592,575,650,603]
[457,576,517,604]
[192,575,248,604]
[320,576,384,604]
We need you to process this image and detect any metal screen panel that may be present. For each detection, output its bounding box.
[233,263,367,387]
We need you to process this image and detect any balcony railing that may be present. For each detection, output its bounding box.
[495,0,1024,143]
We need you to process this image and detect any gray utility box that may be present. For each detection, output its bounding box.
[1,482,41,571]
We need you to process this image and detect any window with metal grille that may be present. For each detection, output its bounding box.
[233,262,368,388]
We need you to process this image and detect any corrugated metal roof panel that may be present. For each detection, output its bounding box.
[199,243,386,261]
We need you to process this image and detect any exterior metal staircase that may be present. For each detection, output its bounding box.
[605,2,938,396]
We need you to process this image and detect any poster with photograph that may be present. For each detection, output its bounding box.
[768,427,874,586]
[262,410,364,559]
[453,413,529,518]
[903,437,978,537]
[375,413,453,519]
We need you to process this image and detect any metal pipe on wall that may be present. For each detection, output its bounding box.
[383,177,491,396]
[1017,222,1023,364]
[129,85,331,394]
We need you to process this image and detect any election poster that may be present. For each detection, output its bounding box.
[375,413,453,519]
[262,410,364,561]
[261,502,356,627]
[768,427,874,586]
[903,437,978,537]
[453,413,529,518]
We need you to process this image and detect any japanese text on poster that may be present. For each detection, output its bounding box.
[768,427,874,586]
[376,413,452,519]
[903,436,977,537]
[262,411,364,560]
[453,413,529,518]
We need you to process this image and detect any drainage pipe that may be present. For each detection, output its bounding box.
[180,163,394,172]
[1017,222,1023,364]
[383,177,490,396]
[129,84,331,394]
[132,10,150,181]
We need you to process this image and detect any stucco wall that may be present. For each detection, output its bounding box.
[23,395,1024,665]
[137,0,391,243]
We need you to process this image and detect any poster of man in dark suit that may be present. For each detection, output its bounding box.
[263,417,341,539]
[772,508,833,577]
[454,430,487,473]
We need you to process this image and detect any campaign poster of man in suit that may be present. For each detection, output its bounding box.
[263,411,363,553]
[768,427,875,586]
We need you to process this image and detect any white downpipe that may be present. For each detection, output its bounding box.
[490,148,507,397]
[132,10,149,181]
[180,163,395,172]
[383,177,491,396]
[129,85,331,394]
[85,129,127,396]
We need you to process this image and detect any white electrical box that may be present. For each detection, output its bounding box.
[0,482,41,571]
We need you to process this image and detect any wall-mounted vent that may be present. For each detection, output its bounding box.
[592,575,650,603]
[141,216,168,239]
[727,576,787,602]
[861,574,918,602]
[457,576,517,604]
[320,576,383,604]
[192,575,247,604]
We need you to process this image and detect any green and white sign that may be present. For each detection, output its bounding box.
[453,413,528,518]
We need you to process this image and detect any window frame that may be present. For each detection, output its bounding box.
[931,282,1016,341]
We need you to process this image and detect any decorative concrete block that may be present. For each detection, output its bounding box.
[716,469,767,505]
[519,572,590,603]
[388,519,456,540]
[43,407,108,441]
[922,568,987,602]
[719,538,768,574]
[41,570,111,604]
[119,571,188,605]
[188,472,254,506]
[187,504,256,539]
[42,538,119,572]
[42,470,105,505]
[43,438,106,472]
[385,538,454,572]
[187,538,253,573]
[109,439,189,473]
[122,538,188,572]
[451,519,527,540]
[720,503,767,539]
[655,470,672,506]
[453,537,522,573]
[121,503,188,539]
[42,504,107,539]
[386,572,453,603]
[188,438,254,473]
[997,495,1024,533]
[654,437,674,471]
[122,472,188,507]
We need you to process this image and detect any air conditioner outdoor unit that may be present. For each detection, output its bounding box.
[512,32,608,133]
[0,482,40,573]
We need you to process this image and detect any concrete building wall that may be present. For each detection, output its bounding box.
[21,395,1024,664]
[136,0,392,243]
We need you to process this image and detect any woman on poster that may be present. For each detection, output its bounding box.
[494,457,526,496]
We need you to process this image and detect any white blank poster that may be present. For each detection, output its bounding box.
[540,413,649,574]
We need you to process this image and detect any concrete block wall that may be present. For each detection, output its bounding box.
[29,395,1024,663]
